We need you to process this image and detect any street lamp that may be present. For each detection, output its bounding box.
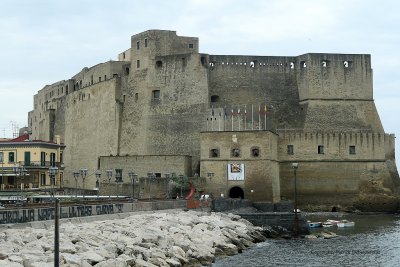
[178,174,184,198]
[13,164,27,204]
[147,172,156,200]
[73,171,80,198]
[80,168,88,199]
[48,166,58,199]
[95,170,101,198]
[165,173,171,199]
[292,162,299,236]
[128,171,138,200]
[115,170,123,198]
[106,169,113,199]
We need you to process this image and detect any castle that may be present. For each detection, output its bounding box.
[28,30,399,211]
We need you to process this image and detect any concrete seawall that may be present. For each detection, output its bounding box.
[0,200,186,227]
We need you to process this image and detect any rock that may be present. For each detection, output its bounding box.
[304,234,318,239]
[135,258,159,267]
[79,251,104,265]
[0,260,23,267]
[165,258,182,267]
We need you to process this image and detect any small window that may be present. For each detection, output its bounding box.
[125,67,130,75]
[318,145,324,154]
[136,41,140,50]
[188,43,194,49]
[40,173,46,186]
[135,93,139,102]
[156,60,163,68]
[231,148,241,158]
[0,152,3,163]
[152,90,160,100]
[144,38,148,47]
[210,95,219,103]
[115,169,123,182]
[210,149,220,158]
[251,147,260,157]
[301,61,307,68]
[287,145,294,155]
[8,152,15,163]
[99,77,102,82]
[349,146,356,155]
[137,60,140,68]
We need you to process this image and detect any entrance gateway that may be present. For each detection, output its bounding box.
[229,186,244,199]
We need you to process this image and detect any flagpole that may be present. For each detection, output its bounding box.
[238,106,240,131]
[231,105,234,131]
[251,104,254,130]
[264,104,267,131]
[258,104,261,130]
[244,105,247,130]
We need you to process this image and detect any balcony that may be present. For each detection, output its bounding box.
[17,161,63,169]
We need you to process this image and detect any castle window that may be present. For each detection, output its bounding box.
[135,93,139,102]
[301,61,307,68]
[80,80,82,88]
[137,60,140,68]
[66,85,68,94]
[188,43,194,49]
[0,152,3,163]
[250,61,255,68]
[145,38,148,47]
[156,60,163,68]
[125,67,130,75]
[152,90,160,100]
[136,41,140,50]
[99,77,102,82]
[251,147,260,157]
[104,75,107,80]
[349,146,356,155]
[318,145,324,154]
[290,62,295,69]
[344,61,349,68]
[287,145,294,155]
[91,75,93,85]
[231,148,241,158]
[210,95,219,103]
[123,52,125,59]
[210,148,220,158]
[322,61,327,67]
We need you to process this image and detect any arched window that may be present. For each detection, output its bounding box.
[210,148,220,158]
[231,148,241,158]
[251,147,260,157]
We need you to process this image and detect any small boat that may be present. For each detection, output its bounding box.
[308,221,323,228]
[337,220,355,228]
[322,219,340,227]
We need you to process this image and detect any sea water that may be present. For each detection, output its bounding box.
[213,214,400,267]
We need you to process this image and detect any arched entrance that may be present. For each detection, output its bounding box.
[229,186,244,199]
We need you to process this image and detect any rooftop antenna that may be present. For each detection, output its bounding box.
[10,121,19,138]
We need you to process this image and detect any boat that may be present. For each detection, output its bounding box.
[322,219,340,227]
[337,220,355,228]
[308,221,323,228]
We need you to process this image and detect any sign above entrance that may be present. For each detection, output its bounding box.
[227,163,245,180]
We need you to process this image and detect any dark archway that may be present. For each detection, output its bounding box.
[229,186,244,199]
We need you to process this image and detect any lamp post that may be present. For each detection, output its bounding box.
[80,168,88,199]
[128,171,137,200]
[13,164,26,204]
[165,173,170,199]
[48,166,58,199]
[292,162,299,237]
[106,169,113,199]
[178,174,184,198]
[95,170,101,198]
[73,171,80,198]
[147,172,156,200]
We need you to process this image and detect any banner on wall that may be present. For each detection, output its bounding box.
[227,163,245,180]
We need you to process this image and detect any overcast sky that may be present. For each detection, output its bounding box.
[0,0,399,165]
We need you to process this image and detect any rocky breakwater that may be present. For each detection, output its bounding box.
[0,210,268,267]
